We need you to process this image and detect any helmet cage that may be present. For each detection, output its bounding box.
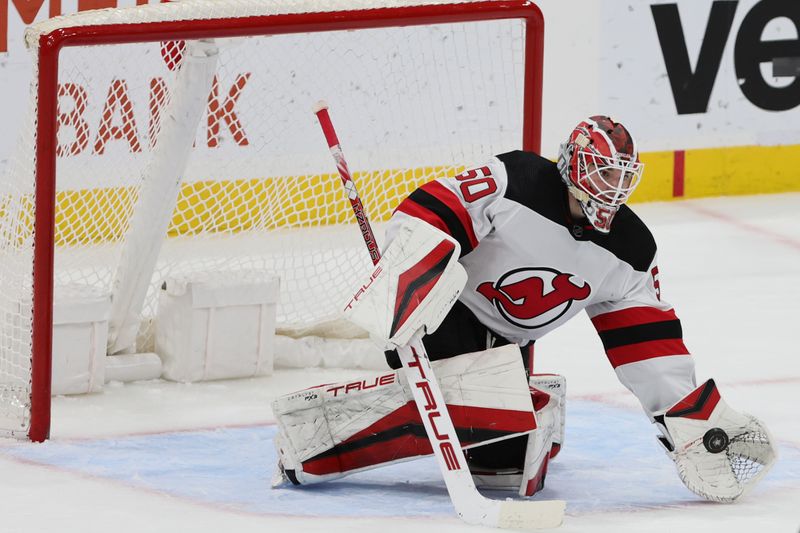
[574,149,643,207]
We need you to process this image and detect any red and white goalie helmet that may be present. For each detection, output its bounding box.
[557,115,644,233]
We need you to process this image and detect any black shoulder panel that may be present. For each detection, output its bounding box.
[496,150,566,224]
[595,205,657,272]
[495,150,657,272]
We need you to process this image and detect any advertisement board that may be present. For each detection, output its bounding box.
[0,0,797,201]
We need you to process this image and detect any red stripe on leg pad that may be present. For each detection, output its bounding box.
[524,454,549,497]
[591,306,679,332]
[549,443,561,459]
[302,402,536,476]
[303,434,433,476]
[345,402,536,444]
[530,387,551,412]
[449,404,537,434]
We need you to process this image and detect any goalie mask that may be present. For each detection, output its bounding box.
[557,115,644,233]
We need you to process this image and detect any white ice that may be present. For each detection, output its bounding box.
[1,193,798,533]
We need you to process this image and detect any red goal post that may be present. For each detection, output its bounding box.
[10,0,543,442]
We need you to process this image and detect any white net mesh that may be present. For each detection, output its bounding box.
[1,0,533,437]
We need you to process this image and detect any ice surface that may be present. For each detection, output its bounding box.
[0,193,798,533]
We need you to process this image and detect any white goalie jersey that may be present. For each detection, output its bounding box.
[388,150,697,416]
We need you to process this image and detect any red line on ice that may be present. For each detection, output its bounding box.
[678,201,800,252]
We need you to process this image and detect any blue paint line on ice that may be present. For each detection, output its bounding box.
[2,401,797,518]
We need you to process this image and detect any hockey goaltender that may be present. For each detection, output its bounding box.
[271,116,776,503]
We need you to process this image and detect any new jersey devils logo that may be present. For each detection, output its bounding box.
[477,267,591,329]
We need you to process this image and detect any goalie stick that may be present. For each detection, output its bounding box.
[313,101,565,530]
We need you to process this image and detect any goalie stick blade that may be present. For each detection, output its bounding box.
[451,479,564,530]
[457,497,565,530]
[489,499,566,530]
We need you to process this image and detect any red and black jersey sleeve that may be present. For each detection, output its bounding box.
[590,306,690,368]
[586,252,697,415]
[394,180,480,257]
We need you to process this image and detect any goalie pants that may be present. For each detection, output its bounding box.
[385,300,534,471]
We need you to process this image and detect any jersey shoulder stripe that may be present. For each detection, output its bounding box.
[495,150,657,272]
[396,180,478,257]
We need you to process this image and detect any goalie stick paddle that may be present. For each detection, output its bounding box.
[313,101,565,530]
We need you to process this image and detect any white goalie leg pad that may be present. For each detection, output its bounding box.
[519,374,566,496]
[343,218,467,350]
[656,379,777,502]
[271,370,408,487]
[469,374,566,496]
[530,374,566,456]
[271,344,534,486]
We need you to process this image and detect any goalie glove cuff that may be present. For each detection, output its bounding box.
[655,379,777,502]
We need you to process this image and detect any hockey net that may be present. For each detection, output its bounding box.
[0,0,542,440]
